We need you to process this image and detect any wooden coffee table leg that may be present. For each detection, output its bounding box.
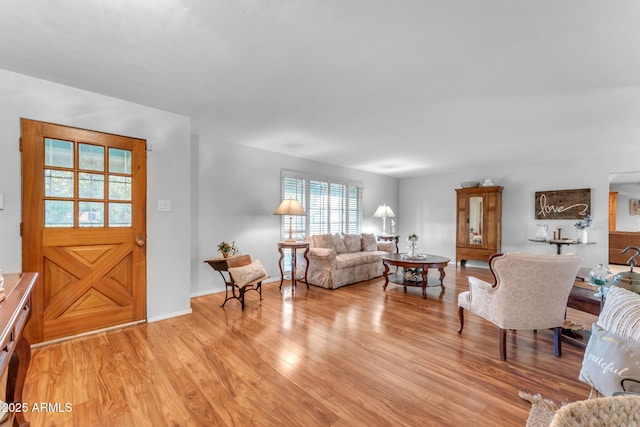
[421,268,428,299]
[438,266,446,290]
[382,261,390,291]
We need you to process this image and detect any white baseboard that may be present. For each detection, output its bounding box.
[147,307,193,323]
[190,277,281,299]
[191,288,225,298]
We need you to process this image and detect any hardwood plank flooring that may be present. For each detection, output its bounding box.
[22,265,597,426]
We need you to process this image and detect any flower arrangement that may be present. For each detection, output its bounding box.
[217,241,232,257]
[574,215,592,230]
[407,233,419,242]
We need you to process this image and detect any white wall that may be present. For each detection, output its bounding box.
[400,152,640,269]
[0,68,192,321]
[191,133,399,295]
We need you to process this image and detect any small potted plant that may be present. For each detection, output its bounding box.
[217,241,232,258]
[574,215,592,243]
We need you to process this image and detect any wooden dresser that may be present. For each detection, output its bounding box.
[0,272,37,427]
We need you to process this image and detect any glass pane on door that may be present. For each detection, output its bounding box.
[45,200,74,227]
[79,143,105,171]
[44,170,74,198]
[44,138,73,168]
[79,173,104,199]
[109,148,132,174]
[109,175,132,200]
[79,202,104,227]
[109,203,132,227]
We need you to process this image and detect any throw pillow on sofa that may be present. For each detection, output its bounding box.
[343,234,362,253]
[579,323,640,396]
[314,234,336,250]
[597,286,640,342]
[361,233,378,252]
[332,233,348,253]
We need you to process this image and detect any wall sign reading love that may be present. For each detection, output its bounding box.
[535,188,591,220]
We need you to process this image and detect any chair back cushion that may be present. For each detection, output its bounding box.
[486,252,583,329]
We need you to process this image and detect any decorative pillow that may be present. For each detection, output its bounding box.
[228,260,268,287]
[361,233,378,252]
[332,233,348,254]
[579,323,640,396]
[597,286,640,342]
[313,234,335,250]
[343,234,362,253]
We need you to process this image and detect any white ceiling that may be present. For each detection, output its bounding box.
[1,0,640,178]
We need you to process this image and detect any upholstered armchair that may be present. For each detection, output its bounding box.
[457,252,583,361]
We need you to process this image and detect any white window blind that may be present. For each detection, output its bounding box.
[281,171,363,239]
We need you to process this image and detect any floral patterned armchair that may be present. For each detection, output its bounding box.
[457,252,583,360]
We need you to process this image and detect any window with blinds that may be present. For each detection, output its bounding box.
[281,171,363,239]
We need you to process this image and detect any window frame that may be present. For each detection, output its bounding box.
[280,169,363,240]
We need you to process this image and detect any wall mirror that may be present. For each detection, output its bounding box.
[608,172,640,265]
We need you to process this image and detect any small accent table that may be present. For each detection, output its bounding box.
[381,253,450,299]
[204,255,267,309]
[378,234,400,252]
[529,238,596,255]
[278,241,310,291]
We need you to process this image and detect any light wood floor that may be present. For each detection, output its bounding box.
[23,265,597,426]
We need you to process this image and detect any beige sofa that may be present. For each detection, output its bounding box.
[298,233,396,289]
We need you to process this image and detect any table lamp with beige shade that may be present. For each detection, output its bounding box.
[274,198,306,242]
[373,204,396,235]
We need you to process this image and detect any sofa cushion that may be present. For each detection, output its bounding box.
[314,233,335,250]
[361,233,378,252]
[228,260,268,287]
[332,233,348,254]
[343,234,362,253]
[579,323,640,396]
[597,286,640,342]
[336,251,387,269]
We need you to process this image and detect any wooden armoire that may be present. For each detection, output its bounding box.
[455,186,503,266]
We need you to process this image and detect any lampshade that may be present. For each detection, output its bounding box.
[373,204,396,218]
[273,199,305,216]
[274,198,305,241]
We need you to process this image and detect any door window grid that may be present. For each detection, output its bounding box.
[43,138,133,228]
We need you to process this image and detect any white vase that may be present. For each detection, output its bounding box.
[581,229,588,244]
[407,241,417,257]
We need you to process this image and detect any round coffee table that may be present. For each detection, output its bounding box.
[381,253,451,299]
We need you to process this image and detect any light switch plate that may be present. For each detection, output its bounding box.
[158,200,171,212]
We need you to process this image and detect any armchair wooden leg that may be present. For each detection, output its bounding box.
[553,326,562,357]
[457,306,464,334]
[499,328,507,361]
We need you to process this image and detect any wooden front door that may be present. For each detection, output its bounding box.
[21,119,147,343]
